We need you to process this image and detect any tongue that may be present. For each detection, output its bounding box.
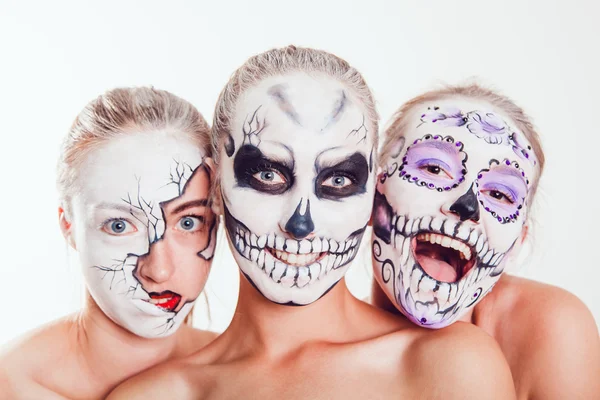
[416,255,458,282]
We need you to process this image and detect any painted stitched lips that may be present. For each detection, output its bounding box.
[373,190,509,327]
[224,204,365,290]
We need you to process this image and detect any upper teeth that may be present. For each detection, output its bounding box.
[148,297,171,305]
[417,232,472,261]
[272,249,321,267]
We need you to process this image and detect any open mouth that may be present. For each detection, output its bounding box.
[413,232,476,283]
[146,291,181,312]
[224,204,365,288]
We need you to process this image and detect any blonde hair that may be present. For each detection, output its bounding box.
[58,87,211,327]
[57,86,211,215]
[210,45,379,198]
[380,83,545,198]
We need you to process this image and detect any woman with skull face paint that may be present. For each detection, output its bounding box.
[0,87,219,399]
[371,84,600,399]
[109,47,515,399]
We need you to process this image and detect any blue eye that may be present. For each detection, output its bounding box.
[176,216,203,232]
[102,219,136,236]
[111,220,126,233]
[261,171,275,181]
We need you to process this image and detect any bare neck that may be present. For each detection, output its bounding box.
[72,293,187,387]
[217,274,373,359]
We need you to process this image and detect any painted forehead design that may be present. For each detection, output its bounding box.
[418,104,537,168]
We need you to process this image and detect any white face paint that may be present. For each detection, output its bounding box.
[220,72,376,305]
[372,98,538,328]
[70,131,217,338]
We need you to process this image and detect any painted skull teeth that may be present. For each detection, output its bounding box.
[416,233,472,261]
[391,214,506,274]
[225,205,364,289]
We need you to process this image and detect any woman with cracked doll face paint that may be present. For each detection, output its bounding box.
[0,87,218,400]
[107,47,516,400]
[371,84,600,399]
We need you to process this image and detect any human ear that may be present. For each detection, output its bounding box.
[58,206,77,250]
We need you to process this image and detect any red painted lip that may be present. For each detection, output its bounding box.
[148,291,182,312]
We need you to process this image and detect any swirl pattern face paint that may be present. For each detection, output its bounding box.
[220,72,376,305]
[71,132,216,338]
[373,98,537,328]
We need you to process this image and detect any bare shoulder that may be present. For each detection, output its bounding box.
[0,317,76,399]
[402,323,515,399]
[489,275,600,398]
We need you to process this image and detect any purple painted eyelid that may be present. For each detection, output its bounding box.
[480,182,519,203]
[415,158,452,171]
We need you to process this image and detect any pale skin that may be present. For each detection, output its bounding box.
[0,134,218,399]
[109,72,516,399]
[372,272,600,400]
[109,274,515,399]
[371,98,600,399]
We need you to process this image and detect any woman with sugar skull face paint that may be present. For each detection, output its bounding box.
[0,87,219,399]
[109,47,515,400]
[371,84,600,399]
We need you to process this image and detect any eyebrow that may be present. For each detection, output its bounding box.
[95,202,140,214]
[258,141,295,170]
[314,146,366,171]
[417,139,459,156]
[171,199,209,214]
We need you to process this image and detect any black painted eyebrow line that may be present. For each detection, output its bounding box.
[267,84,302,126]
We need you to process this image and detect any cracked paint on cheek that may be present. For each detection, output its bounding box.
[72,133,214,338]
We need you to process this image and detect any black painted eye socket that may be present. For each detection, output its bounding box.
[234,145,294,195]
[315,153,369,200]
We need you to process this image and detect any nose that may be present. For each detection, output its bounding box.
[445,184,480,222]
[282,198,315,240]
[136,239,175,284]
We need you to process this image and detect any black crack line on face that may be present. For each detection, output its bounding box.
[321,90,348,132]
[92,255,137,290]
[369,146,374,173]
[268,84,302,126]
[165,159,195,196]
[224,202,365,290]
[198,213,217,261]
[346,115,368,145]
[96,162,209,335]
[122,176,162,244]
[242,105,267,147]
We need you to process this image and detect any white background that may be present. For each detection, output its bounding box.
[1,0,598,344]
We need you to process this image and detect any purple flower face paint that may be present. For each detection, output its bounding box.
[372,98,538,329]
